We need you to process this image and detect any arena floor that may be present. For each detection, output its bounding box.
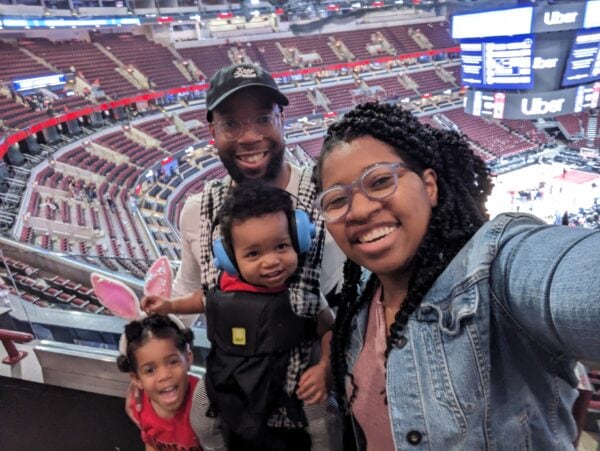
[487,162,600,224]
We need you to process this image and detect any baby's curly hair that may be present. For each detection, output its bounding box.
[313,102,493,411]
[217,181,295,251]
[116,314,194,373]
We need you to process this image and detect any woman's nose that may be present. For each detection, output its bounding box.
[346,190,381,222]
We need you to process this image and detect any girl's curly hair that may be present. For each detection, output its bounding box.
[313,102,493,411]
[116,314,194,373]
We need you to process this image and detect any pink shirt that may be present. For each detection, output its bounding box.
[348,287,395,451]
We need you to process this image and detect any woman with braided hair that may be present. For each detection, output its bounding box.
[313,102,600,450]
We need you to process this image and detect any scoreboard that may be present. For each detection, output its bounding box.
[562,29,600,86]
[460,36,534,90]
[452,0,600,119]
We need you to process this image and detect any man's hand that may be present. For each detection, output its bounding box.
[125,382,142,428]
[140,295,172,315]
[296,362,328,405]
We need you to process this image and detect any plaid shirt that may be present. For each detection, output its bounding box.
[174,164,326,427]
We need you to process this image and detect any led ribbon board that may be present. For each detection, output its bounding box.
[13,74,66,92]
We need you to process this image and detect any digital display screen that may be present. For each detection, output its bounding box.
[574,82,600,112]
[584,0,600,29]
[0,17,140,28]
[13,74,66,92]
[452,7,533,39]
[464,83,600,119]
[562,29,600,87]
[460,35,535,90]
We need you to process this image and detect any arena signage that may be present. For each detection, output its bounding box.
[0,17,141,29]
[530,34,570,92]
[562,30,600,87]
[583,0,600,29]
[452,7,533,39]
[532,57,558,70]
[533,2,585,32]
[464,83,600,119]
[13,74,66,92]
[543,11,578,26]
[521,97,565,115]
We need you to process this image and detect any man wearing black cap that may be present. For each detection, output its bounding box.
[143,63,343,451]
[204,63,291,188]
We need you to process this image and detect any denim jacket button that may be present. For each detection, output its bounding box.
[396,336,407,349]
[406,430,422,445]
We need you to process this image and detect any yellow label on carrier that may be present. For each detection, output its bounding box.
[232,327,246,346]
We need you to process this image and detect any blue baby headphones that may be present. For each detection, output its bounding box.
[212,209,315,276]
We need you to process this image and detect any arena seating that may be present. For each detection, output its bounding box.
[328,29,380,61]
[177,109,212,140]
[0,255,108,314]
[134,117,197,153]
[0,95,47,130]
[410,69,455,95]
[369,76,417,101]
[281,91,317,119]
[178,44,236,79]
[0,41,54,81]
[381,25,423,54]
[91,33,190,91]
[420,21,455,48]
[502,119,552,146]
[297,137,324,159]
[556,114,584,139]
[19,38,137,99]
[444,108,536,158]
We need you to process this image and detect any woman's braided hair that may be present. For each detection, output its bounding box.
[313,102,493,411]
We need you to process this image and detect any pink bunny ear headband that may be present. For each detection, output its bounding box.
[89,256,184,355]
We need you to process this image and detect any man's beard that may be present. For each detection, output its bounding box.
[220,147,285,184]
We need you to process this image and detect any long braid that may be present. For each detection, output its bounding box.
[314,102,493,410]
[330,259,378,413]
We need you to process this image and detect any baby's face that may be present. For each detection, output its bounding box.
[231,211,298,287]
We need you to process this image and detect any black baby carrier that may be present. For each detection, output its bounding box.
[204,285,315,445]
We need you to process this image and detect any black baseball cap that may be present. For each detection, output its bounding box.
[205,63,289,121]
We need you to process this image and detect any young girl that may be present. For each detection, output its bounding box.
[117,314,204,451]
[313,102,600,450]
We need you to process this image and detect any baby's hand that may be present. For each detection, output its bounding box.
[140,295,171,315]
[296,362,328,405]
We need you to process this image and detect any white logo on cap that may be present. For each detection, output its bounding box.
[233,67,258,79]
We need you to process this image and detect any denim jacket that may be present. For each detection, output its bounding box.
[346,213,600,450]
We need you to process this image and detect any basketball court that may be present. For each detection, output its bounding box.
[487,163,600,223]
